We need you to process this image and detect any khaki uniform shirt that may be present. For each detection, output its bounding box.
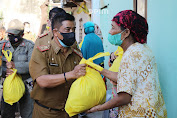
[29,32,82,114]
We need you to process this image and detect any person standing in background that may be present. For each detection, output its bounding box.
[23,22,36,42]
[0,19,34,118]
[94,23,103,42]
[79,23,103,48]
[37,6,67,48]
[79,21,105,118]
[38,1,66,36]
[81,21,104,67]
[0,26,6,41]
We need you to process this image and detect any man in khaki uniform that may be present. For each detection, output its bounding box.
[23,22,36,42]
[29,13,86,118]
[38,6,79,50]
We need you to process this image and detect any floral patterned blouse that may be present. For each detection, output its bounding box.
[117,42,167,118]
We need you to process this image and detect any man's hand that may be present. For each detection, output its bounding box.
[6,61,15,69]
[71,64,86,79]
[87,105,102,113]
[6,69,14,77]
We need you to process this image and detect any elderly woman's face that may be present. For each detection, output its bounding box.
[109,21,122,35]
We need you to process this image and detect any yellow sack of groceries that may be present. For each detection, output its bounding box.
[109,46,124,72]
[65,52,110,117]
[2,50,25,105]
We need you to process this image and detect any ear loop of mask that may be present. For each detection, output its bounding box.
[57,36,68,47]
[120,29,127,42]
[56,31,69,48]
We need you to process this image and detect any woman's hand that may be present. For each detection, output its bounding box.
[108,60,112,67]
[99,69,118,84]
[110,80,117,86]
[110,52,117,63]
[87,105,102,113]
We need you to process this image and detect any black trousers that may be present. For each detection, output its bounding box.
[1,87,33,118]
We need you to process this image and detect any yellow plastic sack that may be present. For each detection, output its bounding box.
[2,50,25,105]
[109,46,124,72]
[65,52,110,117]
[79,38,84,48]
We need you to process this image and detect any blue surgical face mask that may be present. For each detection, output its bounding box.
[108,30,125,46]
[57,37,68,47]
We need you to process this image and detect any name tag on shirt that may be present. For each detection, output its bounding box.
[49,63,59,67]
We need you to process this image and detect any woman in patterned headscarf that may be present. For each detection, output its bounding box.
[94,23,103,42]
[87,10,167,118]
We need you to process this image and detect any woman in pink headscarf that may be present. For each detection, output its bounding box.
[87,10,167,118]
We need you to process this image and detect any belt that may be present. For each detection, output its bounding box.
[35,100,64,112]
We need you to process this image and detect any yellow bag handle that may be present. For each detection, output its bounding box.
[88,52,110,62]
[80,52,110,71]
[2,50,12,62]
[114,46,124,56]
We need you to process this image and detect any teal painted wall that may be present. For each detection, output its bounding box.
[147,0,177,117]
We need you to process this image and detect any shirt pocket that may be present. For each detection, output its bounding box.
[17,54,28,62]
[48,62,61,74]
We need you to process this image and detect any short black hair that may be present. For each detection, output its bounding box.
[49,7,66,21]
[52,13,75,30]
[23,22,30,25]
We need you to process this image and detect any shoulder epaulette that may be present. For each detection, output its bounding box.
[0,40,7,44]
[73,49,83,58]
[37,45,50,52]
[38,33,49,38]
[2,42,6,51]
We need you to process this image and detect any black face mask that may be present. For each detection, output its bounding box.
[8,34,22,44]
[59,32,76,47]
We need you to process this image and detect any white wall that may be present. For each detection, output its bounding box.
[0,0,45,36]
[64,2,91,43]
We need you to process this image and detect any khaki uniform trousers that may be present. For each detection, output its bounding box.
[32,102,78,118]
